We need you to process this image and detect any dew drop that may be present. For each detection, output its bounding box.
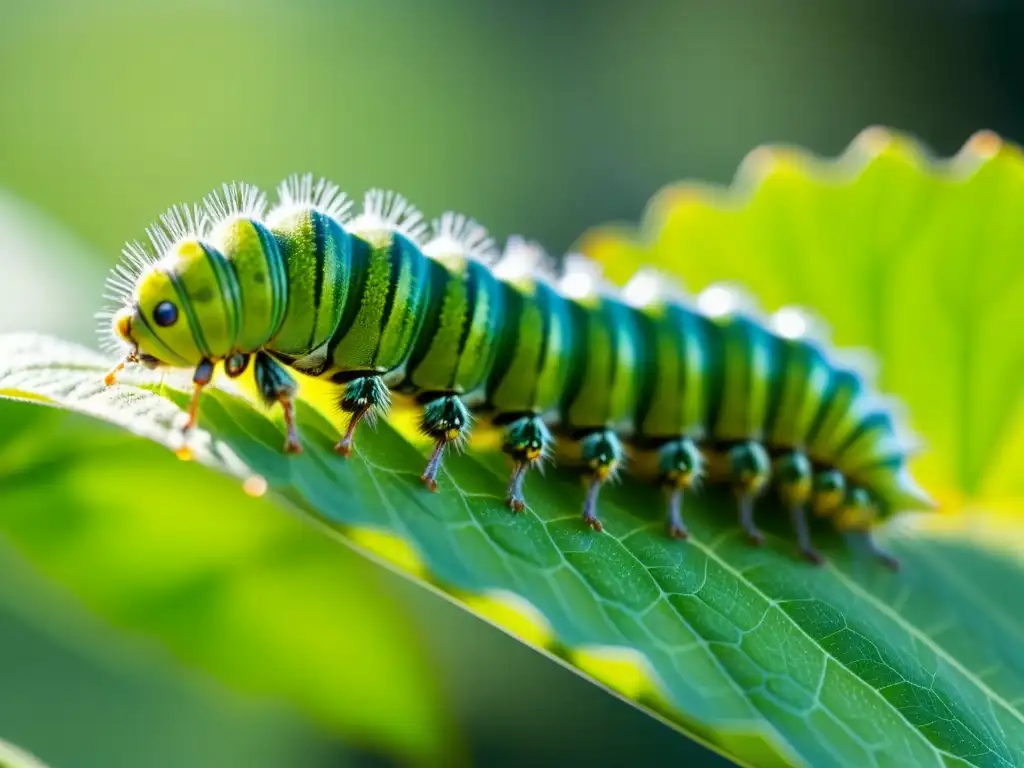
[243,474,268,497]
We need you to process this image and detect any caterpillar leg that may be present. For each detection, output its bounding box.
[728,441,771,546]
[856,531,900,572]
[419,394,471,492]
[103,356,130,386]
[224,352,250,379]
[335,376,390,457]
[775,451,823,565]
[838,486,899,571]
[502,415,553,512]
[658,438,704,539]
[789,505,824,565]
[811,469,846,518]
[579,429,624,533]
[182,358,215,433]
[253,351,302,454]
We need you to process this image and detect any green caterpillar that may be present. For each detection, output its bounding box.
[101,175,934,567]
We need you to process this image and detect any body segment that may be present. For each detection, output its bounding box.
[207,214,287,353]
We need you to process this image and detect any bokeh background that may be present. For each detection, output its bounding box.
[1,1,1021,766]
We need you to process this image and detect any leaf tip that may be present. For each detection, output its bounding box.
[736,145,810,187]
[852,124,896,156]
[965,129,1004,160]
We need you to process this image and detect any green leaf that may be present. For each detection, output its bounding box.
[0,739,48,768]
[0,388,453,763]
[0,551,352,768]
[6,128,1024,767]
[3,329,1024,768]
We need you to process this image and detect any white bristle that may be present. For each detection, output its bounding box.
[145,203,207,258]
[270,173,352,222]
[348,188,427,246]
[771,306,808,339]
[769,305,831,344]
[696,282,760,319]
[423,211,498,263]
[558,254,603,300]
[622,268,662,308]
[493,236,549,281]
[204,182,268,225]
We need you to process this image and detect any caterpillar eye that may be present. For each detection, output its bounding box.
[153,301,178,327]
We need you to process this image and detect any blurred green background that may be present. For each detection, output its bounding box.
[1,1,1021,765]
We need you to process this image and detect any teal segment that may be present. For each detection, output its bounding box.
[402,255,505,395]
[708,313,777,444]
[372,234,432,371]
[451,259,506,394]
[486,278,575,417]
[267,207,353,358]
[559,296,640,432]
[765,335,834,449]
[806,368,867,463]
[633,301,713,443]
[834,410,906,473]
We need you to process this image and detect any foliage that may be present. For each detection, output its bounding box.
[0,397,453,764]
[3,128,1024,766]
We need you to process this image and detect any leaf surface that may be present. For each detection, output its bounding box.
[5,128,1024,767]
[3,332,1023,768]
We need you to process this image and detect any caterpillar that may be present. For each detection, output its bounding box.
[100,175,934,568]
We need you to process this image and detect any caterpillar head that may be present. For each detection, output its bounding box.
[111,250,207,368]
[104,204,225,374]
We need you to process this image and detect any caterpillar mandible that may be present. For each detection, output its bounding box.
[100,175,934,568]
